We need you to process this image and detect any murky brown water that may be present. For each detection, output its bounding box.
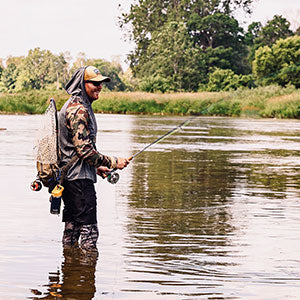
[1,114,300,299]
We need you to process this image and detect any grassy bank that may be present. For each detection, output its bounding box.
[0,85,300,118]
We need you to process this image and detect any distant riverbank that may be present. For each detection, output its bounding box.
[0,85,300,118]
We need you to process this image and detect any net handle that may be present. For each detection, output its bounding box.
[49,98,59,162]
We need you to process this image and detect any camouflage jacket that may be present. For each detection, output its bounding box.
[58,95,117,182]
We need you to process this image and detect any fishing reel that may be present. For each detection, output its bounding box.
[107,170,120,184]
[30,179,42,191]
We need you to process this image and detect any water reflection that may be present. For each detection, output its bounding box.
[29,248,98,300]
[120,118,238,297]
[120,116,300,298]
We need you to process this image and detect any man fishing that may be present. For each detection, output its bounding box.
[58,66,130,253]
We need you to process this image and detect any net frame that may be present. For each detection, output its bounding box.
[35,99,58,164]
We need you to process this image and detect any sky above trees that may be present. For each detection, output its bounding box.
[0,0,299,69]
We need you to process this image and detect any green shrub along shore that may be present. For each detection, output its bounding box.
[0,85,300,118]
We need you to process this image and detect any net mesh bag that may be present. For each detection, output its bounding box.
[35,100,58,164]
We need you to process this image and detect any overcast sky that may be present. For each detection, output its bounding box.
[0,0,299,69]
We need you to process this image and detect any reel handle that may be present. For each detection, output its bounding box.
[105,156,133,184]
[107,171,120,184]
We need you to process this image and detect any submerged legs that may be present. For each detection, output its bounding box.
[63,222,99,252]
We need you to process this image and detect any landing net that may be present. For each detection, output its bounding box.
[35,99,58,164]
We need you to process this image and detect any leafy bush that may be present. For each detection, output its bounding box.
[139,75,175,93]
[253,36,300,87]
[206,68,255,91]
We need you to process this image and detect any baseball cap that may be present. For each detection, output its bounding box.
[84,66,111,82]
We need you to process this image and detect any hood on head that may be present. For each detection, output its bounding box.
[65,67,84,95]
[65,67,91,103]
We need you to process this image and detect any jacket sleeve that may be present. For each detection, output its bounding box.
[65,102,117,169]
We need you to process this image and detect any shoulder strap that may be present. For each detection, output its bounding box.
[58,155,79,185]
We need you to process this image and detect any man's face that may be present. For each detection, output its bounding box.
[84,81,103,101]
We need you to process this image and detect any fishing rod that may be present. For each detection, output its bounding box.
[106,116,196,184]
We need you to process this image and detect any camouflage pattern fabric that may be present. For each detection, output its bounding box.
[63,222,99,251]
[65,96,116,169]
[80,224,99,250]
[63,221,81,247]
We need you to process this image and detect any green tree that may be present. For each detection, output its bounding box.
[15,48,69,91]
[53,53,70,89]
[120,0,254,81]
[188,12,244,49]
[253,36,300,87]
[0,63,19,91]
[15,48,57,90]
[138,21,204,91]
[244,21,263,64]
[247,15,293,69]
[252,15,293,55]
[245,21,262,45]
[0,56,24,92]
[187,12,249,74]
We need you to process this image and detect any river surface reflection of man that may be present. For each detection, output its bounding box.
[30,248,97,299]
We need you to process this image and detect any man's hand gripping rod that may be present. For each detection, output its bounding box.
[106,117,195,184]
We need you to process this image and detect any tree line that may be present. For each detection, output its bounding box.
[1,0,300,93]
[0,51,130,93]
[120,0,300,92]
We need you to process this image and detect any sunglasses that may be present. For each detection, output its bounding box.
[86,81,103,87]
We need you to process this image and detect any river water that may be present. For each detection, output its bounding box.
[1,114,300,300]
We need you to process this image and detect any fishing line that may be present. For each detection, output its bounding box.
[130,117,196,160]
[106,116,196,184]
